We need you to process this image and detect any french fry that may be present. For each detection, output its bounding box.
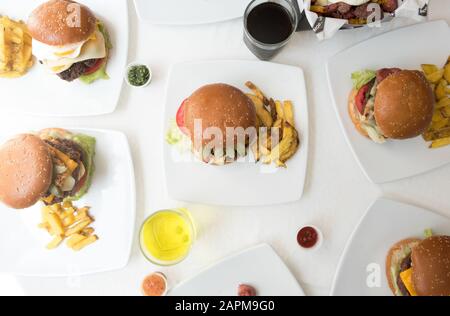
[441,106,450,118]
[248,94,273,127]
[432,111,445,122]
[74,209,88,222]
[423,127,450,141]
[444,63,450,82]
[47,213,64,236]
[421,64,439,76]
[310,5,327,14]
[283,101,295,127]
[426,69,444,84]
[263,123,296,164]
[435,79,448,100]
[66,234,86,248]
[436,97,450,109]
[278,124,300,163]
[62,214,76,227]
[430,137,450,149]
[275,100,284,120]
[251,142,260,162]
[72,235,98,251]
[245,81,269,105]
[81,227,95,237]
[65,218,92,237]
[62,201,73,209]
[269,98,277,122]
[50,203,62,215]
[46,235,64,250]
[431,118,449,131]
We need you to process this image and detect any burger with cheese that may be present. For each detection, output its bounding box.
[27,0,112,83]
[386,235,450,296]
[348,68,435,143]
[174,83,257,165]
[0,128,96,209]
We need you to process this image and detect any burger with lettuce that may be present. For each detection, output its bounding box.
[386,232,450,296]
[348,68,435,143]
[0,128,95,209]
[28,0,112,83]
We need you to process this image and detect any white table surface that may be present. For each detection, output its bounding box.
[0,0,449,296]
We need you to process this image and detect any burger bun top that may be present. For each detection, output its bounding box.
[374,70,434,139]
[28,0,97,46]
[0,134,53,209]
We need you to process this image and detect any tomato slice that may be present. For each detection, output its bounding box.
[176,99,189,135]
[72,172,87,195]
[355,83,371,115]
[84,58,105,76]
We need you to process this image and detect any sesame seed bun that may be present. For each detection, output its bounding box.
[374,70,434,139]
[412,236,450,296]
[184,83,257,153]
[0,134,53,209]
[28,0,97,46]
[348,89,369,138]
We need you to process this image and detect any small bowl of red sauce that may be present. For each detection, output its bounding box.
[141,272,168,296]
[297,225,323,251]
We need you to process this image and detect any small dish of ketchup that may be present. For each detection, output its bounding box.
[297,225,323,251]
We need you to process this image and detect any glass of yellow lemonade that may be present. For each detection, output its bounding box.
[139,209,196,266]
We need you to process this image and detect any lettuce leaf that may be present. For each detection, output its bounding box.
[165,119,192,153]
[79,61,109,84]
[351,70,376,90]
[424,228,433,238]
[68,134,96,201]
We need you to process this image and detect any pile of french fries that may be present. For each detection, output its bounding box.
[0,16,33,78]
[245,81,300,168]
[421,56,450,149]
[38,201,98,251]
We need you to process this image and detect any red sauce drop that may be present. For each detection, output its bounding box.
[297,226,319,249]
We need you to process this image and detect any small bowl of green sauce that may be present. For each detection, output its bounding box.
[125,62,152,87]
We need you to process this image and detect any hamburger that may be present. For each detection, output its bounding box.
[348,68,435,143]
[175,83,257,165]
[386,235,450,296]
[27,0,112,83]
[0,128,96,209]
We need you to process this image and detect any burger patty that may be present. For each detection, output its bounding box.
[397,254,413,296]
[43,138,87,203]
[57,59,99,82]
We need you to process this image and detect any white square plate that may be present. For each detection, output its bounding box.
[331,198,450,296]
[326,21,450,183]
[163,60,309,206]
[0,0,128,117]
[0,128,136,277]
[170,244,305,296]
[134,0,251,25]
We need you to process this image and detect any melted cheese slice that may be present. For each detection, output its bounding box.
[33,32,97,61]
[400,268,418,296]
[41,30,106,74]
